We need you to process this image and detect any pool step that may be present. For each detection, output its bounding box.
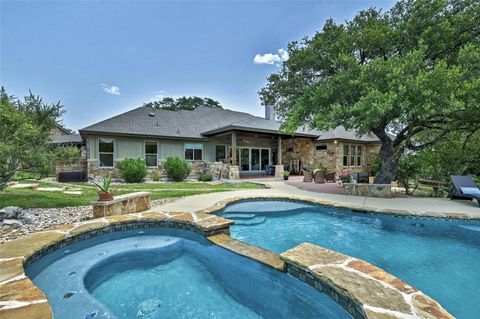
[234,216,267,226]
[222,213,257,220]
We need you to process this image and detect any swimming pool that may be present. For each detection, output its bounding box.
[26,228,351,319]
[220,200,480,319]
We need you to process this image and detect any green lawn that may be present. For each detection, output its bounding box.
[0,181,265,209]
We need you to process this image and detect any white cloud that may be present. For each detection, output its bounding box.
[101,84,120,95]
[253,48,289,65]
[153,90,165,100]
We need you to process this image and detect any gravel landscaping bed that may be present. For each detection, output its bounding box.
[0,198,177,243]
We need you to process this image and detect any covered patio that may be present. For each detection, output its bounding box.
[202,127,313,178]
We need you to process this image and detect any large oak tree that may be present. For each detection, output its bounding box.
[259,0,480,183]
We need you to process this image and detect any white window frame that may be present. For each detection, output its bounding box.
[144,141,159,167]
[184,143,203,161]
[343,144,363,167]
[98,138,115,168]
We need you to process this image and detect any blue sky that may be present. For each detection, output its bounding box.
[1,0,395,131]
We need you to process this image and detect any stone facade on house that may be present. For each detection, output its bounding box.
[282,138,381,174]
[87,158,232,180]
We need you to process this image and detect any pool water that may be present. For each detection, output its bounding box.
[90,254,260,319]
[220,200,480,319]
[27,228,351,319]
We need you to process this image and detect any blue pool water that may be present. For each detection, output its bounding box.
[27,228,350,319]
[219,200,480,319]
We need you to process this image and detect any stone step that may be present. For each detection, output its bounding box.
[234,216,267,226]
[221,213,256,220]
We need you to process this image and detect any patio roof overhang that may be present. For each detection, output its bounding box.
[200,125,318,139]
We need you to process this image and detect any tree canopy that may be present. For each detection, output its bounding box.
[143,96,222,111]
[0,88,76,189]
[259,0,480,183]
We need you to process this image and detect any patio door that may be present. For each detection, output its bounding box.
[251,149,260,171]
[237,147,270,171]
[240,148,249,171]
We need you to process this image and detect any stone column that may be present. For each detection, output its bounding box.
[274,165,284,178]
[229,166,240,180]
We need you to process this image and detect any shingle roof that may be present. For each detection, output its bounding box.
[51,134,84,144]
[79,106,380,143]
[314,126,380,142]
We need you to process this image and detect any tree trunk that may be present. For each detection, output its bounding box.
[374,142,398,184]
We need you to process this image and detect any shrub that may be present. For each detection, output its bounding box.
[116,158,147,183]
[150,171,161,181]
[338,170,352,183]
[198,173,213,182]
[164,157,190,182]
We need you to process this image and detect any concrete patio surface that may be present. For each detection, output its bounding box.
[154,177,480,219]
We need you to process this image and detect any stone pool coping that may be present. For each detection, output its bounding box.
[194,194,480,221]
[0,209,453,319]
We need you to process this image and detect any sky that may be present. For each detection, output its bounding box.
[1,0,396,132]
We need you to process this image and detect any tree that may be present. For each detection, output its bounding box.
[143,96,222,111]
[0,88,64,189]
[259,0,480,183]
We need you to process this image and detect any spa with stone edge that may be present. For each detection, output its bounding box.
[0,200,458,319]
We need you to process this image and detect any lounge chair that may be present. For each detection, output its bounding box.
[450,175,480,206]
[313,170,325,183]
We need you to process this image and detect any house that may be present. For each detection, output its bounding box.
[79,105,381,179]
[50,123,88,182]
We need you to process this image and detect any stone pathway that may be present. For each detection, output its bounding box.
[153,178,480,219]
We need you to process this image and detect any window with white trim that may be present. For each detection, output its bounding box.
[99,138,114,167]
[185,143,203,161]
[215,145,227,162]
[343,145,362,167]
[145,142,158,167]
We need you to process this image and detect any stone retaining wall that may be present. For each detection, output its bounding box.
[344,183,392,198]
[92,192,151,218]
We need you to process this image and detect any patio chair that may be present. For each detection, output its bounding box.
[313,169,325,183]
[449,175,480,206]
[303,171,313,182]
[264,165,275,176]
[325,172,336,183]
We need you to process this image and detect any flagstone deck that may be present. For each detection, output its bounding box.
[153,178,480,220]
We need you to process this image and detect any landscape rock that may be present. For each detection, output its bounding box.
[3,219,23,229]
[0,199,174,243]
[19,212,34,224]
[1,206,23,219]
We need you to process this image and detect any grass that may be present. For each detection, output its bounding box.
[0,180,265,209]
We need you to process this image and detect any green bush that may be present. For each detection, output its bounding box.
[116,158,148,183]
[164,157,190,182]
[198,173,213,182]
[150,171,161,181]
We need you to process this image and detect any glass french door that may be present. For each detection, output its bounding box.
[237,147,270,171]
[240,148,249,171]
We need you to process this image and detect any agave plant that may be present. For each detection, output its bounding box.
[92,175,112,193]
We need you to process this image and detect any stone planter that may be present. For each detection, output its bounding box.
[343,183,392,198]
[92,192,151,218]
